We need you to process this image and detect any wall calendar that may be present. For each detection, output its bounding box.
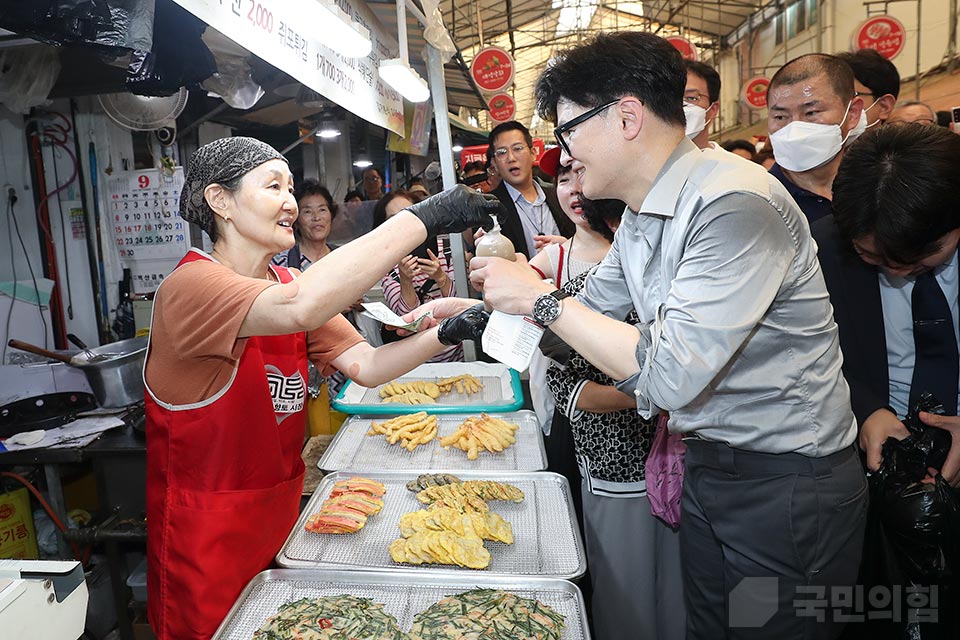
[106,167,188,294]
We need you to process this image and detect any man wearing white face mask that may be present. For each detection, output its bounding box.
[767,54,864,224]
[683,60,721,150]
[836,49,900,143]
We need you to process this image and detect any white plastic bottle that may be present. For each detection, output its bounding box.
[474,214,516,261]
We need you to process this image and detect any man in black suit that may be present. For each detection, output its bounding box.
[486,121,573,258]
[812,123,960,486]
[767,54,864,225]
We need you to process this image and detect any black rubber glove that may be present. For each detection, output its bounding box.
[405,184,502,237]
[437,304,490,346]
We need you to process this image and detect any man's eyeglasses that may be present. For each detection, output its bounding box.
[493,143,531,158]
[553,99,620,156]
[888,118,936,126]
[363,175,382,183]
[683,92,710,105]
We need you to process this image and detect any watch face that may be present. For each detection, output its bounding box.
[533,294,561,326]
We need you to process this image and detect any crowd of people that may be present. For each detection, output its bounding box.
[144,29,960,640]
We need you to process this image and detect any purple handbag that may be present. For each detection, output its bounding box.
[645,414,686,528]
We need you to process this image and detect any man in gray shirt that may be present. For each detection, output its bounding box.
[470,31,867,638]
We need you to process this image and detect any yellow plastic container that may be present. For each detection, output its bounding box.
[305,383,347,436]
[0,487,39,560]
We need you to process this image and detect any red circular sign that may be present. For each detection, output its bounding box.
[667,36,698,61]
[488,93,516,122]
[853,16,906,59]
[0,504,13,521]
[742,76,770,109]
[470,46,515,93]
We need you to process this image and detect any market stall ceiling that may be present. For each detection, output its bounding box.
[364,0,766,133]
[40,0,769,132]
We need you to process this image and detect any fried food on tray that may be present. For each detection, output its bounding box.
[379,380,441,400]
[435,373,484,395]
[421,492,490,513]
[381,391,437,405]
[438,414,519,460]
[416,479,525,505]
[253,594,408,640]
[323,492,383,516]
[305,508,367,534]
[392,479,520,570]
[329,476,386,498]
[399,506,514,544]
[305,476,386,535]
[388,530,491,569]
[408,588,565,640]
[368,412,438,452]
[405,473,461,492]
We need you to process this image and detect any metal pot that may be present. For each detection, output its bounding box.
[72,337,147,408]
[8,337,147,408]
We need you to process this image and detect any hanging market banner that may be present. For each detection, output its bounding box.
[741,76,770,110]
[171,0,405,135]
[666,36,699,61]
[386,99,433,156]
[460,144,489,167]
[852,15,906,60]
[470,46,515,93]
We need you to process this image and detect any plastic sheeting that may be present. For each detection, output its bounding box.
[200,28,264,110]
[0,0,155,52]
[0,46,61,114]
[419,0,456,63]
[125,0,214,96]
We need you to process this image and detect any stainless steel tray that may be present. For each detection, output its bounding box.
[318,411,547,472]
[277,471,586,580]
[213,569,590,639]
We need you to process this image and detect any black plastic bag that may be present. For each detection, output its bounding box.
[852,396,960,638]
[870,467,960,584]
[900,393,954,475]
[125,0,214,96]
[0,0,154,52]
[870,393,960,584]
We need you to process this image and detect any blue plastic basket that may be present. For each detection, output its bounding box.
[331,363,524,415]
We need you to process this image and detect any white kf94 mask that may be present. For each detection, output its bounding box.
[684,103,708,138]
[770,101,853,172]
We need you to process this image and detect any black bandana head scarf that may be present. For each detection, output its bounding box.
[180,137,287,240]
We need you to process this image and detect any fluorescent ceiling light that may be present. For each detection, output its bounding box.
[318,128,341,138]
[452,144,463,152]
[353,159,373,168]
[379,58,430,103]
[312,0,371,58]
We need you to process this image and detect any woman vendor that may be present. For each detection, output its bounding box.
[143,137,498,640]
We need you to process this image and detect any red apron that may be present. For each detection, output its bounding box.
[145,251,306,639]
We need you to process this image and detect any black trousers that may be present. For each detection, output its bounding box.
[681,440,868,640]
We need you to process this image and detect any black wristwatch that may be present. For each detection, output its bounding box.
[532,289,570,327]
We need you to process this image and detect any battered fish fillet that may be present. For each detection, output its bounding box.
[398,507,514,544]
[415,480,525,505]
[381,391,437,405]
[422,492,490,513]
[379,380,441,399]
[388,530,491,569]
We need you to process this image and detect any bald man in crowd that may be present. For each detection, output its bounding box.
[766,54,863,224]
